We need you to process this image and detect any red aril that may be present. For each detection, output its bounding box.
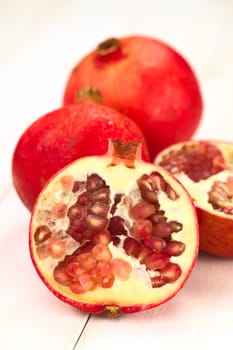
[12,103,149,211]
[155,140,233,257]
[63,35,203,160]
[29,139,198,316]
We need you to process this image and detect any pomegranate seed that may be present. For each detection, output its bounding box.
[64,254,77,265]
[34,225,51,244]
[111,193,124,214]
[92,244,112,261]
[78,191,91,206]
[166,185,179,200]
[209,189,227,205]
[86,173,105,192]
[69,217,87,233]
[70,274,96,294]
[144,253,169,271]
[151,276,166,288]
[148,172,167,191]
[138,246,151,263]
[93,230,111,245]
[60,175,74,191]
[111,259,132,281]
[123,237,141,257]
[169,220,183,233]
[66,262,86,278]
[74,241,95,255]
[93,187,110,203]
[89,201,109,217]
[67,203,85,219]
[153,222,172,238]
[89,268,97,282]
[72,180,84,193]
[130,202,155,220]
[97,274,115,288]
[82,230,95,240]
[132,219,153,239]
[166,241,185,256]
[149,211,166,224]
[71,217,87,230]
[138,172,175,203]
[137,175,152,191]
[112,236,121,246]
[54,264,72,286]
[95,261,112,277]
[160,262,182,283]
[78,273,96,291]
[109,216,127,235]
[76,252,97,270]
[208,176,233,214]
[86,214,108,231]
[36,245,49,260]
[66,227,83,242]
[140,189,158,204]
[143,236,166,252]
[94,261,115,288]
[46,237,66,259]
[69,281,85,294]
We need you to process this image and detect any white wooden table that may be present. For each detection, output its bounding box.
[1,1,233,349]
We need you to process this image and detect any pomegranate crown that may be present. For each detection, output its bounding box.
[108,139,142,168]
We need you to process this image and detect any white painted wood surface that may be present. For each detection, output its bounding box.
[1,1,233,349]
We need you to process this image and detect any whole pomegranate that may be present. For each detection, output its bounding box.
[12,104,149,211]
[63,35,203,160]
[155,140,233,257]
[29,140,198,316]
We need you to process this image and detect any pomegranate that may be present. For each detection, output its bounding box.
[63,35,203,160]
[29,140,198,316]
[155,140,233,257]
[12,103,149,211]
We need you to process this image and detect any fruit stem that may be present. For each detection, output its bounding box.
[75,86,103,105]
[105,305,120,318]
[96,37,120,56]
[109,139,142,168]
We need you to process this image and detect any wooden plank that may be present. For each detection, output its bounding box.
[75,254,233,348]
[0,190,88,350]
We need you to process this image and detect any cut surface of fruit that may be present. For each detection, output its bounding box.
[155,140,233,257]
[29,140,198,315]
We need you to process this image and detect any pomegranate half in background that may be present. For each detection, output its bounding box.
[155,140,233,258]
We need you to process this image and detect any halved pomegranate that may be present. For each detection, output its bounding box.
[155,140,233,258]
[29,140,198,315]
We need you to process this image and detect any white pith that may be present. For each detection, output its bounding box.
[30,155,198,308]
[156,140,233,219]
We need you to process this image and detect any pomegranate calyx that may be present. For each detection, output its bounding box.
[75,86,103,105]
[96,37,120,56]
[109,139,142,168]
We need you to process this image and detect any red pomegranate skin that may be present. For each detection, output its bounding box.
[63,35,203,160]
[197,207,233,258]
[12,104,150,211]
